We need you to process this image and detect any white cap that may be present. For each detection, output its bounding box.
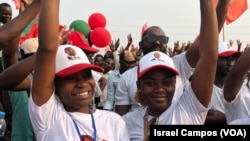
[137,51,179,78]
[218,42,242,57]
[55,45,103,77]
[20,38,39,54]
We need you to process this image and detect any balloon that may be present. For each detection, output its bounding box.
[69,20,91,38]
[90,27,111,48]
[88,13,107,30]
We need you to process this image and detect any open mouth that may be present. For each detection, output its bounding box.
[73,91,89,97]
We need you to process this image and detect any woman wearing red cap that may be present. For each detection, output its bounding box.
[29,0,129,141]
[122,0,218,140]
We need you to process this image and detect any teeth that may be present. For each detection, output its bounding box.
[77,92,88,96]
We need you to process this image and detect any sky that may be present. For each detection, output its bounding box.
[3,0,250,51]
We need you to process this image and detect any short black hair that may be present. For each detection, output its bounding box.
[94,54,104,59]
[0,3,11,9]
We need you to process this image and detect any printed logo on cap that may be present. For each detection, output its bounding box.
[64,46,81,60]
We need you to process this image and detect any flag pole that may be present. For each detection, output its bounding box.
[223,25,225,42]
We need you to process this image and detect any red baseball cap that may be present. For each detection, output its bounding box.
[67,31,99,54]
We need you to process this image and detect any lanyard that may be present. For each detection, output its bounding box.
[72,110,97,141]
[143,108,159,141]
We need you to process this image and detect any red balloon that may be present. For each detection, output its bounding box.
[88,13,107,30]
[90,27,111,48]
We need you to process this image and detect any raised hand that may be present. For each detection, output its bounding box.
[236,39,242,51]
[174,41,183,55]
[167,47,174,57]
[125,33,132,50]
[229,39,234,47]
[58,25,74,45]
[109,38,120,52]
[127,33,132,45]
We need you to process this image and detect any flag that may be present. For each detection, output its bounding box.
[214,0,248,25]
[214,0,219,6]
[141,23,147,36]
[19,15,39,44]
[13,0,20,9]
[226,0,248,25]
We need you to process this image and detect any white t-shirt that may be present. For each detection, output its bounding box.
[210,85,224,113]
[28,93,129,141]
[122,85,209,141]
[229,118,250,125]
[91,70,103,98]
[223,86,250,124]
[115,52,194,112]
[99,70,113,107]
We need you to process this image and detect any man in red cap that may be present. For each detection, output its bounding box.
[205,42,242,125]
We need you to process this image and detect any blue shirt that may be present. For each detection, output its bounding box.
[103,70,121,110]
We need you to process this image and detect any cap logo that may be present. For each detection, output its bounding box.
[151,52,165,63]
[64,47,81,60]
[154,52,161,59]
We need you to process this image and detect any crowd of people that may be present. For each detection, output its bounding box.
[0,0,250,141]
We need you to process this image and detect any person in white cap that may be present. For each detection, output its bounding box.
[223,46,250,124]
[114,0,232,116]
[66,30,107,110]
[122,0,218,140]
[19,37,39,59]
[204,41,242,125]
[28,0,129,141]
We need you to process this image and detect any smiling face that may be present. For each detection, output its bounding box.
[0,4,12,24]
[137,68,176,115]
[54,69,95,113]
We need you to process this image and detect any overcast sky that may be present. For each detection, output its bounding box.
[4,0,250,50]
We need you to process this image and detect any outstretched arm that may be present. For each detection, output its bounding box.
[224,47,250,102]
[32,0,59,106]
[1,35,33,90]
[0,54,36,90]
[0,0,41,48]
[191,0,218,107]
[0,1,40,90]
[186,0,230,68]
